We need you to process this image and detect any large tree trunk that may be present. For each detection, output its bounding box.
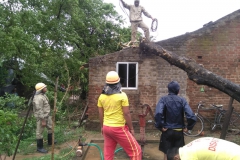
[140,41,240,102]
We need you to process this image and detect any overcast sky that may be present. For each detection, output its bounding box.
[103,0,240,41]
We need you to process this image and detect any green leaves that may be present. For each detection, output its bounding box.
[0,4,133,154]
[0,0,132,96]
[0,110,18,156]
[0,2,134,157]
[0,93,26,110]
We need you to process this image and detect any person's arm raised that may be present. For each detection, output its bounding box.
[120,0,130,9]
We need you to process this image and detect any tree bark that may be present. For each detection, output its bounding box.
[220,97,234,139]
[139,41,240,102]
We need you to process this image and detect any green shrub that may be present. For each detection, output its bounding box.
[0,110,18,156]
[0,93,27,110]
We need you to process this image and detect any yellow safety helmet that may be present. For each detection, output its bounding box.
[35,82,47,91]
[106,71,120,84]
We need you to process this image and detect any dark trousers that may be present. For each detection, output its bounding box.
[159,129,185,154]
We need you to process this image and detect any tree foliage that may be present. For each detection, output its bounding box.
[0,0,131,96]
[0,110,18,156]
[0,0,132,157]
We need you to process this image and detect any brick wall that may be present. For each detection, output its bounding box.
[86,9,240,131]
[88,47,189,121]
[157,9,240,112]
[88,48,150,121]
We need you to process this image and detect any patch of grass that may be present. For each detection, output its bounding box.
[22,148,75,160]
[18,137,37,155]
[16,125,85,159]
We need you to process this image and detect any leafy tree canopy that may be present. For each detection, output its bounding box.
[0,0,131,96]
[0,1,133,157]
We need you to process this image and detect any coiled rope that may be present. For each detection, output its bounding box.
[151,18,158,32]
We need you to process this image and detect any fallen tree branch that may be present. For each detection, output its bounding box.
[140,41,240,102]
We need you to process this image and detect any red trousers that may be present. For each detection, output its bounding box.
[103,125,142,160]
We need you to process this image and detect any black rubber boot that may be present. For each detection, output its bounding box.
[37,139,48,153]
[48,133,57,145]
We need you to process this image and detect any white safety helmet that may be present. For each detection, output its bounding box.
[106,71,120,84]
[35,82,47,91]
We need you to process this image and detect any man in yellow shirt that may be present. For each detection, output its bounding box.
[167,137,240,160]
[98,71,141,160]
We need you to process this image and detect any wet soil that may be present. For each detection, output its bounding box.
[5,130,240,160]
[81,140,161,160]
[80,132,162,160]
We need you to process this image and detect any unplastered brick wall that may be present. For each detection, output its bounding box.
[157,9,240,112]
[87,9,240,131]
[87,47,189,125]
[87,47,191,133]
[88,48,158,121]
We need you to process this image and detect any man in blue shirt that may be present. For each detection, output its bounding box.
[155,81,197,160]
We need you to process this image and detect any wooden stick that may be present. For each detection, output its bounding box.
[51,77,59,160]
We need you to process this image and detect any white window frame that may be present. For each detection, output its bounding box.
[116,62,138,90]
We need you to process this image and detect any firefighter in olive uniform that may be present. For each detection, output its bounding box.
[33,83,55,153]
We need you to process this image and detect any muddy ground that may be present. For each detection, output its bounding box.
[5,130,240,160]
